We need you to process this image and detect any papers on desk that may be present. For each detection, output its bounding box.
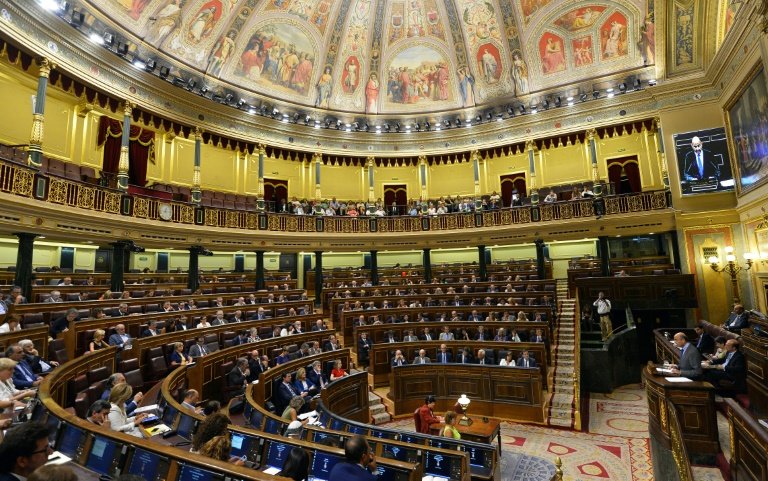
[664,377,693,382]
[298,410,318,421]
[263,467,281,475]
[46,451,72,465]
[145,424,171,436]
[133,404,158,414]
[656,367,673,374]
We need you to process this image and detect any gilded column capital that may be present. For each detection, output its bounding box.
[123,101,134,117]
[470,150,480,162]
[194,126,203,140]
[418,154,427,165]
[37,58,55,78]
[258,143,267,155]
[652,117,661,132]
[366,155,375,167]
[525,140,535,152]
[586,128,597,141]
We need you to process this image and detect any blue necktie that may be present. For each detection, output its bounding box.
[19,362,34,382]
[724,352,733,368]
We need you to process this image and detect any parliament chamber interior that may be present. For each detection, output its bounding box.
[0,0,767,480]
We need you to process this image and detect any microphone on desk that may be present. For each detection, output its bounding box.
[161,429,177,439]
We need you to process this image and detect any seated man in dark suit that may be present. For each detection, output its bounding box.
[141,320,160,338]
[475,349,491,365]
[307,360,329,389]
[49,308,78,339]
[323,334,342,352]
[723,304,749,332]
[517,350,537,368]
[391,349,407,367]
[436,344,452,363]
[703,339,747,393]
[383,330,398,343]
[246,349,264,382]
[693,325,715,354]
[456,347,474,364]
[668,332,702,380]
[275,347,291,365]
[227,358,249,392]
[276,371,305,412]
[328,435,378,481]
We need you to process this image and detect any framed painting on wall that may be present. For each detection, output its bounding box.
[725,64,768,196]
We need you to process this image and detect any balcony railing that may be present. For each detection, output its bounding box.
[0,159,672,234]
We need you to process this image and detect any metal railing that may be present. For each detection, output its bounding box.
[0,159,671,234]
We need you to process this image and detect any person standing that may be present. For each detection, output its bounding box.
[416,395,441,434]
[669,332,703,380]
[593,291,612,342]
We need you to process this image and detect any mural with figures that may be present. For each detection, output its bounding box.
[233,22,317,97]
[385,45,454,107]
[81,0,656,115]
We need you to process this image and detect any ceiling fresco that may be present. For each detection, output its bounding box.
[84,0,655,116]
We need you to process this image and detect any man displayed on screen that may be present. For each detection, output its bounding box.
[683,136,720,181]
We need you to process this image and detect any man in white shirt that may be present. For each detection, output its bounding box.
[44,290,63,303]
[593,291,612,342]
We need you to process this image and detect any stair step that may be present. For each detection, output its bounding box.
[368,392,381,404]
[371,412,392,425]
[370,404,387,416]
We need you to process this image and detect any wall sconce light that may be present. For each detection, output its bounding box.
[708,246,754,304]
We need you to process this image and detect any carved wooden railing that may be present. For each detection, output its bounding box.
[0,158,671,233]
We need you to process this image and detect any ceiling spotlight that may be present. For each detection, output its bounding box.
[224,93,234,104]
[293,113,300,122]
[542,99,549,109]
[336,119,342,129]
[414,122,420,131]
[507,106,515,116]
[395,122,401,132]
[131,58,146,70]
[324,119,332,128]
[199,86,209,96]
[236,99,245,108]
[580,93,588,102]
[211,94,223,103]
[424,121,430,131]
[260,105,268,115]
[248,106,257,115]
[102,32,114,47]
[384,123,391,132]
[495,113,504,122]
[633,78,642,90]
[455,118,461,126]
[606,88,614,93]
[486,112,493,121]
[159,66,170,79]
[305,115,311,125]
[443,120,450,127]
[476,115,482,123]
[352,122,359,130]
[619,83,627,92]
[554,96,561,107]
[592,91,600,99]
[648,79,657,86]
[186,78,197,90]
[144,59,156,72]
[70,11,85,27]
[40,0,62,11]
[519,105,526,114]
[364,123,370,132]
[116,42,129,56]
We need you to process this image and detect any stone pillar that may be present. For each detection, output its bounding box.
[370,250,379,286]
[13,233,37,303]
[314,152,322,200]
[669,231,682,270]
[535,239,547,279]
[367,156,375,202]
[187,247,200,292]
[116,102,133,191]
[478,245,487,281]
[423,248,432,283]
[527,140,538,204]
[587,128,603,197]
[472,150,481,195]
[257,143,266,198]
[191,127,202,205]
[27,58,54,169]
[597,236,610,277]
[314,251,323,307]
[653,117,670,192]
[419,155,428,201]
[110,241,129,293]
[255,250,265,290]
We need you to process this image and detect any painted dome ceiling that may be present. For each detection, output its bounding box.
[83,0,656,117]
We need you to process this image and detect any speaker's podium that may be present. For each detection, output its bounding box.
[643,363,719,476]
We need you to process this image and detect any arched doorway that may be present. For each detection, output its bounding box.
[606,156,641,194]
[383,185,408,215]
[264,178,288,210]
[500,173,527,206]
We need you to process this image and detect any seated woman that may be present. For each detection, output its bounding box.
[499,352,516,366]
[442,411,461,439]
[517,310,529,322]
[544,189,558,203]
[88,329,108,353]
[169,342,192,367]
[0,358,36,413]
[293,368,317,397]
[282,396,307,424]
[330,359,348,381]
[107,384,147,438]
[191,412,230,454]
[198,435,245,465]
[0,315,21,333]
[97,290,112,301]
[91,307,108,320]
[347,205,359,217]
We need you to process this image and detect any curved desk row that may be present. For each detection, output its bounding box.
[38,346,292,481]
[370,340,547,389]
